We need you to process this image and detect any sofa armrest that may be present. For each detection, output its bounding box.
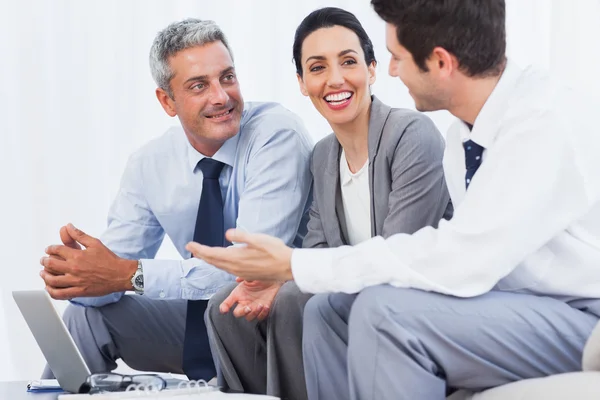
[583,320,600,371]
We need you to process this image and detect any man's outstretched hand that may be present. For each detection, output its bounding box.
[186,229,294,282]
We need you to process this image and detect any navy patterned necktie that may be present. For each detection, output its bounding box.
[463,140,484,189]
[182,157,225,381]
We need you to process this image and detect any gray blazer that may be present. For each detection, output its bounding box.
[303,96,452,248]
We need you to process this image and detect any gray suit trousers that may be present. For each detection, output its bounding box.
[206,281,313,400]
[42,295,187,378]
[303,285,599,400]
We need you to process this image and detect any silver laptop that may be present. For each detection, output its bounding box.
[12,290,188,393]
[12,290,90,393]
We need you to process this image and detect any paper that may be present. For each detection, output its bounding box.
[27,379,63,392]
[58,386,279,399]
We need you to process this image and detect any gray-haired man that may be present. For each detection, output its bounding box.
[40,18,313,380]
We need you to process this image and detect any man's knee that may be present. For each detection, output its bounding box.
[304,292,355,328]
[349,286,437,332]
[62,303,97,333]
[62,303,114,355]
[303,294,329,325]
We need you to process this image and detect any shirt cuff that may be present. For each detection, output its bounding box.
[291,248,338,294]
[70,292,123,307]
[141,259,183,299]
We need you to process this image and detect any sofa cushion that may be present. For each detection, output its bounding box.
[583,320,600,371]
[448,372,600,400]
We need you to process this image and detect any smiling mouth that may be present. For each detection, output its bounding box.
[206,108,234,119]
[324,91,353,105]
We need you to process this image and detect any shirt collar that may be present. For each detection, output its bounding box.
[185,132,240,172]
[462,59,523,148]
[185,104,250,171]
[340,152,352,186]
[339,149,368,186]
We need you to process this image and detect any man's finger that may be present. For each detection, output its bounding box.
[45,286,82,300]
[186,242,251,278]
[40,256,70,275]
[186,242,225,260]
[66,223,99,248]
[45,245,78,261]
[40,271,77,288]
[186,242,241,267]
[60,225,82,250]
[226,229,277,249]
[186,242,207,258]
[225,229,255,246]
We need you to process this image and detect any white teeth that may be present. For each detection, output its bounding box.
[325,92,352,102]
[208,110,231,118]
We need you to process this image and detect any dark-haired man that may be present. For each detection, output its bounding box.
[186,1,600,399]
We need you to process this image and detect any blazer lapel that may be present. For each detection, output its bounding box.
[324,139,350,246]
[367,95,392,236]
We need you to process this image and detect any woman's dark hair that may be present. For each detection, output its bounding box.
[371,0,506,77]
[293,7,377,77]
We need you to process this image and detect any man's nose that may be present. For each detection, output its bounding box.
[209,83,229,105]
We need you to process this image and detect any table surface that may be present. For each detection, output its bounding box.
[0,382,63,400]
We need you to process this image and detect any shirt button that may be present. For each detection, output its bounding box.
[159,291,166,298]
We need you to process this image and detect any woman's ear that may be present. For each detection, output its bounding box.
[297,73,308,96]
[368,61,377,85]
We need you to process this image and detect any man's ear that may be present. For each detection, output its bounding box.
[297,73,308,97]
[155,87,177,117]
[428,47,455,79]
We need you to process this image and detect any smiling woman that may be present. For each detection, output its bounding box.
[198,6,452,400]
[293,8,377,144]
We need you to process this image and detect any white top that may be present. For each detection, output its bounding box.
[291,60,600,298]
[340,149,372,245]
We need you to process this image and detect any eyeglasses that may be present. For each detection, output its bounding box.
[80,373,167,393]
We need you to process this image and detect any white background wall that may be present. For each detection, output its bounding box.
[0,0,599,380]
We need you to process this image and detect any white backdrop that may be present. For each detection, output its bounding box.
[0,0,599,381]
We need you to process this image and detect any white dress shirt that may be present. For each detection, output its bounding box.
[340,149,372,246]
[72,102,313,307]
[292,60,600,299]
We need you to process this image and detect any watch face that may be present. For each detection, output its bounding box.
[135,274,144,288]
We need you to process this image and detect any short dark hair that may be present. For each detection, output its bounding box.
[371,0,506,77]
[293,7,377,77]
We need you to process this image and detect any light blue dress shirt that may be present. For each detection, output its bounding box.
[73,102,313,307]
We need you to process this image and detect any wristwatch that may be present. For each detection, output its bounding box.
[130,260,144,295]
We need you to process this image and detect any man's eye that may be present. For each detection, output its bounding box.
[192,83,205,90]
[224,74,235,80]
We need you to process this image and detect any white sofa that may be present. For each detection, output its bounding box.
[448,320,600,399]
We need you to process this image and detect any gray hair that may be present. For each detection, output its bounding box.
[149,18,233,98]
